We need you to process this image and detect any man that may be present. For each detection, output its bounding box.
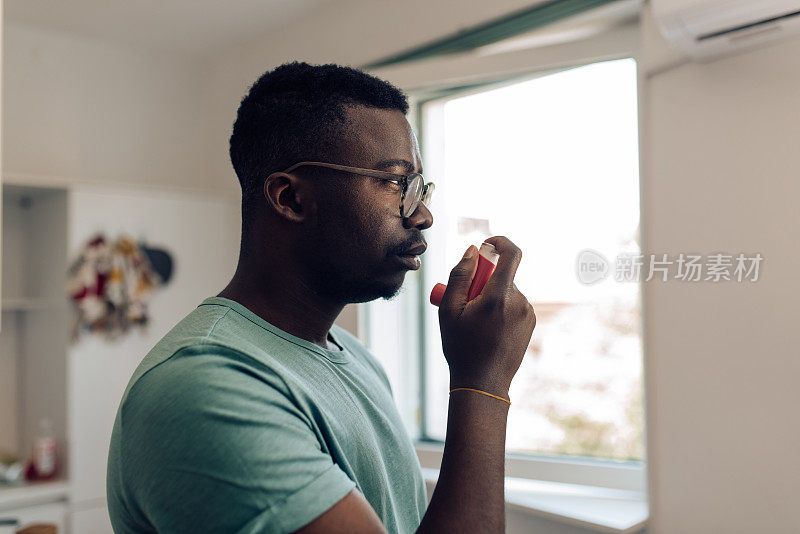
[107,62,536,533]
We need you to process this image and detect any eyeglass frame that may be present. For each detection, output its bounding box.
[280,161,435,219]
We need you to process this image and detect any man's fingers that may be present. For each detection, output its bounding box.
[482,236,523,292]
[440,245,478,311]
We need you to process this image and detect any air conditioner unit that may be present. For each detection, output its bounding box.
[653,0,800,60]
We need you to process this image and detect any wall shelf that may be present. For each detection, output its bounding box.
[1,298,66,312]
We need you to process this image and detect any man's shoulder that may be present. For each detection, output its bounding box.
[127,301,234,383]
[132,298,304,381]
[119,301,290,410]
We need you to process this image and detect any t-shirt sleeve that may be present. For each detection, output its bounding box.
[119,344,356,534]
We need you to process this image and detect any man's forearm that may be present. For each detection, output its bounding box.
[416,390,509,533]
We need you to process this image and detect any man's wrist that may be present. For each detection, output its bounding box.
[449,376,510,400]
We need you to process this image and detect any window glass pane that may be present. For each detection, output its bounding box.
[422,58,643,460]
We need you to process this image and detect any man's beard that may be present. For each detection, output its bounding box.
[307,262,407,304]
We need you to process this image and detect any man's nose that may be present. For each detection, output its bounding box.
[403,201,433,230]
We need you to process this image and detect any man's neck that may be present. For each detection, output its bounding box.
[217,262,345,352]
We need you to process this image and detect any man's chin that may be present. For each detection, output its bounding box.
[346,275,406,303]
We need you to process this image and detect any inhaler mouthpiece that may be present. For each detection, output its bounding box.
[430,242,498,307]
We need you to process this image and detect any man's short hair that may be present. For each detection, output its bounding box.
[229,61,409,228]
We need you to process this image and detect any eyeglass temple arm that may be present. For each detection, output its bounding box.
[281,161,403,181]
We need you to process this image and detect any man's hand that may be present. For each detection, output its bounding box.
[438,236,537,397]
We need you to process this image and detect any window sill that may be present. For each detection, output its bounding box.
[421,468,647,533]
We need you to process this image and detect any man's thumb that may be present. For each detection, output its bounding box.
[440,245,478,310]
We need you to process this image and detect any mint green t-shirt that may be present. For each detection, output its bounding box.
[107,297,428,533]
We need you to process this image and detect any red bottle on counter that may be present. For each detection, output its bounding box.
[25,418,57,481]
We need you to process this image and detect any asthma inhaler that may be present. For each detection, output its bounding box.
[430,242,499,307]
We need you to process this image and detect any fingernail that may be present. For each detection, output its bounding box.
[463,245,475,259]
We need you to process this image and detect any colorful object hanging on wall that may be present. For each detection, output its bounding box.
[64,233,172,341]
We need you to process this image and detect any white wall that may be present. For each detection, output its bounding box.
[66,185,239,533]
[640,5,800,533]
[2,22,219,193]
[0,5,5,427]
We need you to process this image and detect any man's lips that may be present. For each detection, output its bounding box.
[395,254,421,270]
[395,242,426,271]
[399,243,427,257]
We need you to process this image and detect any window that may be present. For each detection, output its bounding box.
[418,58,644,462]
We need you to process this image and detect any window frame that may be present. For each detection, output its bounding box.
[407,58,647,491]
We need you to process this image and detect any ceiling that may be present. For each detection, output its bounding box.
[4,0,334,58]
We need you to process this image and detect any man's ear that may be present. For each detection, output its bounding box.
[263,172,317,224]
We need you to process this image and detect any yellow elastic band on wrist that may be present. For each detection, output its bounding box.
[449,387,511,406]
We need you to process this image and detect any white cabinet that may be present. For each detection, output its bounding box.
[0,185,69,482]
[1,181,240,532]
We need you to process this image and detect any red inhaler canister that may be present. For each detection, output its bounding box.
[430,242,499,307]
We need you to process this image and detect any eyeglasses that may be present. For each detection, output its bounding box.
[281,161,435,219]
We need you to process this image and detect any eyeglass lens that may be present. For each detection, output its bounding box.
[402,174,435,218]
